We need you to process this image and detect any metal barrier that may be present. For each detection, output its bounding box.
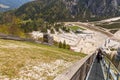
[54,53,96,80]
[101,56,120,80]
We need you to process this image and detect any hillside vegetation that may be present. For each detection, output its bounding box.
[96,23,120,29]
[0,39,85,80]
[1,0,120,36]
[15,0,120,22]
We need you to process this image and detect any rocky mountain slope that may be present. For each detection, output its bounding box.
[15,0,120,21]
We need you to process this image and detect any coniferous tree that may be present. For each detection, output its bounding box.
[63,40,66,49]
[59,41,62,48]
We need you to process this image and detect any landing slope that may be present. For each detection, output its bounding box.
[0,39,85,80]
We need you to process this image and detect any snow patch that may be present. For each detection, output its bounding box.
[0,4,9,8]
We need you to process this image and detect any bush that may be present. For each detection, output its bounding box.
[50,28,55,34]
[66,44,70,50]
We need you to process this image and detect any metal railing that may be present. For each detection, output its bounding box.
[101,56,120,80]
[54,50,120,80]
[54,53,96,80]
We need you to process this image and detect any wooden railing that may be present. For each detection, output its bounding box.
[54,53,96,80]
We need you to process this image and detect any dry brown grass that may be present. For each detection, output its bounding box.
[0,39,86,79]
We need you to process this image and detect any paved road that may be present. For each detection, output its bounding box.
[87,59,105,80]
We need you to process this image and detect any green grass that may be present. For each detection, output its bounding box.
[0,39,86,78]
[69,26,85,31]
[96,23,120,29]
[109,29,118,34]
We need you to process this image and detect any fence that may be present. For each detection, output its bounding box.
[101,56,120,80]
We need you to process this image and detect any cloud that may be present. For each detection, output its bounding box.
[0,4,10,8]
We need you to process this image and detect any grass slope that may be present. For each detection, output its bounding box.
[95,22,120,29]
[0,39,86,80]
[69,26,85,31]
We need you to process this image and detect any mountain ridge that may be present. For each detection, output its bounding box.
[14,0,120,22]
